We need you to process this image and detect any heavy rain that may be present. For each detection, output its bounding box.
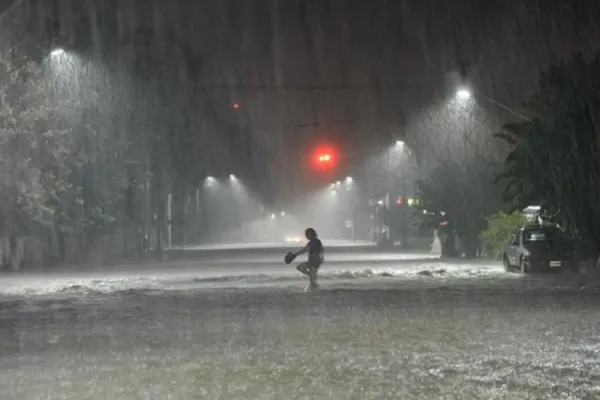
[1,0,600,398]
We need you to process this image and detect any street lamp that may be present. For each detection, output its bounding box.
[204,176,217,187]
[456,88,472,101]
[395,140,405,147]
[50,48,65,57]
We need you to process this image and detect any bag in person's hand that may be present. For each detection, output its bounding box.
[284,252,296,264]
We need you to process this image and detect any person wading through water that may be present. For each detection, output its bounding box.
[292,228,324,289]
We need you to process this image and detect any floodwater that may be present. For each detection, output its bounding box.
[1,249,599,399]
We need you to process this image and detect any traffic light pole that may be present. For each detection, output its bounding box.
[351,193,356,242]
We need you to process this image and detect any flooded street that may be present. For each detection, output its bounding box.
[2,251,600,399]
[0,0,597,398]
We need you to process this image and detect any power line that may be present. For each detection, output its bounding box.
[199,83,421,92]
[236,114,405,132]
[284,114,403,129]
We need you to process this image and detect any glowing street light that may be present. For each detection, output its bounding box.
[345,176,353,183]
[229,174,237,181]
[204,176,217,187]
[280,211,286,217]
[395,140,405,147]
[50,48,65,57]
[456,88,472,100]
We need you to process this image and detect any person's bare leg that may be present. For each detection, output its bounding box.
[308,266,319,288]
[297,262,310,276]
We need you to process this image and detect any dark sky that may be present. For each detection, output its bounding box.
[4,0,600,140]
[0,0,14,13]
[167,0,600,142]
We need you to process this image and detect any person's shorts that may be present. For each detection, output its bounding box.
[308,256,322,269]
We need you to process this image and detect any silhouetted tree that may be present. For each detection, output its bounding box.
[0,50,80,267]
[496,52,600,258]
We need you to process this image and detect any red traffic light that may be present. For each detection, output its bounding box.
[310,145,337,173]
[318,154,332,162]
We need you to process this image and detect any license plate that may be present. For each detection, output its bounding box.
[549,261,562,267]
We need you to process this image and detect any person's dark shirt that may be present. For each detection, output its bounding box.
[307,237,323,258]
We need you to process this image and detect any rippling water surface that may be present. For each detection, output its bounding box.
[1,254,599,399]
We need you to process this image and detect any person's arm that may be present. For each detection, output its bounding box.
[295,245,309,256]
